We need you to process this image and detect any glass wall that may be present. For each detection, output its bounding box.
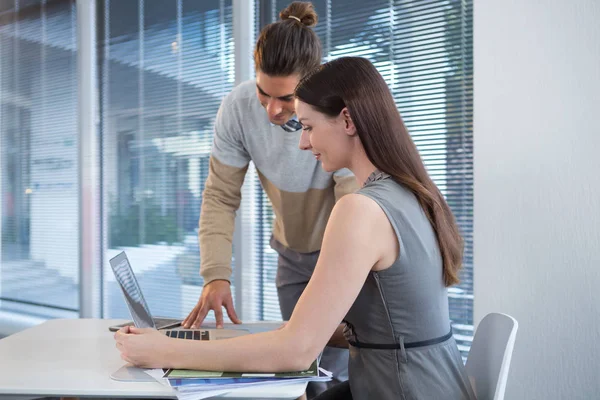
[99,0,235,321]
[0,0,79,317]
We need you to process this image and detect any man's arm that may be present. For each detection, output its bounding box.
[183,90,250,329]
[199,91,251,285]
[327,324,349,348]
[199,156,248,284]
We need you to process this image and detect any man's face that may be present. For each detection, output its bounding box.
[255,71,300,125]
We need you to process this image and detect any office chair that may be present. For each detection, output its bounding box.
[465,312,519,400]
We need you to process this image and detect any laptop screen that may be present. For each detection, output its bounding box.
[109,251,156,329]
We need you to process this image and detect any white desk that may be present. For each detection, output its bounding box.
[0,319,306,399]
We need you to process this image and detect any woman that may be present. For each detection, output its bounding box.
[115,56,476,399]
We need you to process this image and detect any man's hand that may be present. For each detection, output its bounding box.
[182,280,242,329]
[327,324,349,348]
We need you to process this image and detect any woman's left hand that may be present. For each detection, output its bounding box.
[114,326,176,368]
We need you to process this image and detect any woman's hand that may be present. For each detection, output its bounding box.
[114,326,177,369]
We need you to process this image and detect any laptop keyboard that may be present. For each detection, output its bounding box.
[164,330,210,340]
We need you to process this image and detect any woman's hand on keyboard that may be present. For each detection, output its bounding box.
[114,326,176,369]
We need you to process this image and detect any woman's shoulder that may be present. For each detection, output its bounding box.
[327,193,395,255]
[332,192,371,212]
[331,192,389,227]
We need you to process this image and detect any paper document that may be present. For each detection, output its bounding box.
[143,363,332,400]
[164,359,320,380]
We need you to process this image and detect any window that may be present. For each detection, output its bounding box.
[99,0,235,321]
[246,0,474,354]
[0,1,472,354]
[0,0,79,318]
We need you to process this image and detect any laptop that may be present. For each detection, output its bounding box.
[108,251,248,341]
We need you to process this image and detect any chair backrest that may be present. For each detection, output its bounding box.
[465,313,518,400]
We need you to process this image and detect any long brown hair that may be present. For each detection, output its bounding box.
[254,2,321,77]
[295,57,464,286]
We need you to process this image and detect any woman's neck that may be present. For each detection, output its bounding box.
[348,152,378,187]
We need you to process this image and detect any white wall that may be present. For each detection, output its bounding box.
[474,1,600,399]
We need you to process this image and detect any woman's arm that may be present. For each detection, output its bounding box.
[117,193,397,372]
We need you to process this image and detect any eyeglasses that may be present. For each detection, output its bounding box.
[280,118,302,132]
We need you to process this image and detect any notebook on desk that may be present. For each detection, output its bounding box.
[108,251,248,341]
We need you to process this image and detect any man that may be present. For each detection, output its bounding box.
[183,2,358,397]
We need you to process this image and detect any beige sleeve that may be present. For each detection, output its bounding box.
[199,156,249,285]
[333,173,360,202]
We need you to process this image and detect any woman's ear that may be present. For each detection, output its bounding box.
[340,107,357,137]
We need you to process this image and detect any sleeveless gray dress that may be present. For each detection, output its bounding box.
[342,177,476,399]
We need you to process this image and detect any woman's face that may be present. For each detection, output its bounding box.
[296,99,355,172]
